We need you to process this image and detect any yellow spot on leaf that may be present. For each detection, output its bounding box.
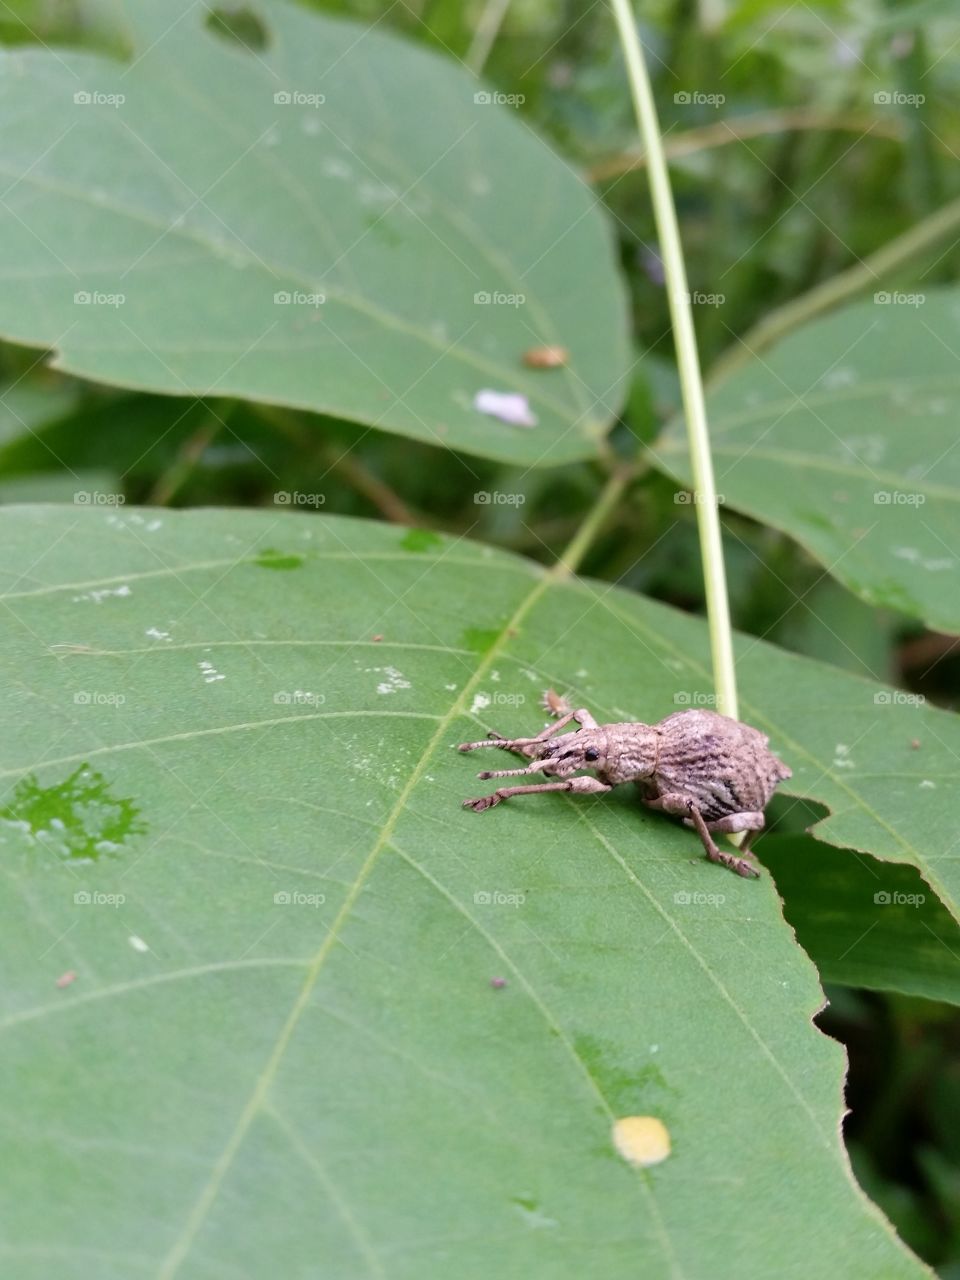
[612,1115,671,1168]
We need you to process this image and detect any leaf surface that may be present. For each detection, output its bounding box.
[654,290,960,632]
[0,0,630,464]
[0,505,938,1278]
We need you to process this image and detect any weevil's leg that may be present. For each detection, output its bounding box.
[645,793,760,879]
[463,775,611,813]
[687,807,760,879]
[458,707,597,754]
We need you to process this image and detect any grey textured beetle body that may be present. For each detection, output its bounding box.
[458,695,791,878]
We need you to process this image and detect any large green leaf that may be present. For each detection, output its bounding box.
[762,835,960,1006]
[653,289,960,633]
[0,505,941,1277]
[0,0,629,465]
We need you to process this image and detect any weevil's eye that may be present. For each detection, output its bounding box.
[584,748,599,762]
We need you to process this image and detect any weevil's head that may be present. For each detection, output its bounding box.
[535,728,611,778]
[536,723,659,783]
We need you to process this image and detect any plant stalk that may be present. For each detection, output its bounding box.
[609,0,738,721]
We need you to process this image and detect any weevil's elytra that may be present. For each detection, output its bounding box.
[458,691,792,878]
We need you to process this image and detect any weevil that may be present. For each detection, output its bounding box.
[458,691,791,878]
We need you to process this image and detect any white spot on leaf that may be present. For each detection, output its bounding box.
[473,389,538,428]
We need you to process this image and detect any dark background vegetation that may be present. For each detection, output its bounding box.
[1,0,958,1266]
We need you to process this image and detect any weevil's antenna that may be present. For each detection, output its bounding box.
[477,763,545,780]
[458,736,540,753]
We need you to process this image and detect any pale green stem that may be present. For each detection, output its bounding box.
[466,0,512,74]
[609,0,738,722]
[709,190,960,383]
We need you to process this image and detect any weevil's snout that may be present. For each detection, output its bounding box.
[537,731,606,778]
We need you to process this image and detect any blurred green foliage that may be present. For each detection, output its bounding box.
[1,0,959,1266]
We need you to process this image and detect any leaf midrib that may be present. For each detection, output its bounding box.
[154,565,562,1278]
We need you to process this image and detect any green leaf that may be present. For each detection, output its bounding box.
[653,289,960,633]
[0,0,630,466]
[0,505,935,1277]
[762,835,960,1005]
